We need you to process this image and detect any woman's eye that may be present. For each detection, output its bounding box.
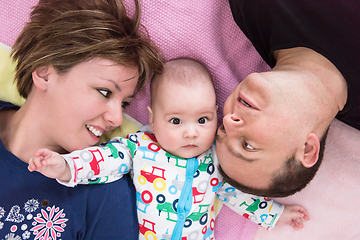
[244,141,255,150]
[98,89,112,98]
[240,98,251,108]
[122,102,130,109]
[198,117,208,124]
[170,118,181,125]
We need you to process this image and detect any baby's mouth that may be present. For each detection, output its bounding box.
[86,124,103,137]
[183,144,197,148]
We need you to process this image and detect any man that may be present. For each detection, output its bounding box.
[216,0,360,197]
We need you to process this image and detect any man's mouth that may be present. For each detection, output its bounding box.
[86,124,103,137]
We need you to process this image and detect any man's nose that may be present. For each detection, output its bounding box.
[223,113,244,129]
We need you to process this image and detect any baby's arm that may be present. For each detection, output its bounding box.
[28,137,134,187]
[217,183,309,230]
[28,148,71,181]
[61,137,134,186]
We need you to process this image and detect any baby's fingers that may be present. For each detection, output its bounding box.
[290,221,299,230]
[301,210,310,221]
[294,217,304,229]
[28,156,44,172]
[34,148,52,158]
[292,205,310,221]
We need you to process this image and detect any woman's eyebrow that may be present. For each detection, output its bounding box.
[107,79,122,92]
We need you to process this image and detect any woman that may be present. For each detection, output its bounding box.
[0,0,162,239]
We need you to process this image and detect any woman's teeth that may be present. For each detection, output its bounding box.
[86,124,102,137]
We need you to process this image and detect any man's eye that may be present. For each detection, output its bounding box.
[98,89,112,98]
[198,117,208,124]
[170,118,181,125]
[244,141,255,150]
[240,98,251,108]
[122,102,130,109]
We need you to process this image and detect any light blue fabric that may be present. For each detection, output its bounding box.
[171,157,199,240]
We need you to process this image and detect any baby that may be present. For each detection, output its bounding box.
[29,58,309,240]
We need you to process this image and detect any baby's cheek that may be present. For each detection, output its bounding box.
[158,134,177,151]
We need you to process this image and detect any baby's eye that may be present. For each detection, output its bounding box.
[240,98,251,108]
[243,141,255,150]
[98,88,112,98]
[121,102,130,109]
[198,117,208,124]
[170,118,181,125]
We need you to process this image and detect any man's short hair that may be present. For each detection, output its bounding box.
[219,127,329,198]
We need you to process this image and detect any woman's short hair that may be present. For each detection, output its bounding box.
[12,0,163,98]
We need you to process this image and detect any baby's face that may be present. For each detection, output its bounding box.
[149,80,217,159]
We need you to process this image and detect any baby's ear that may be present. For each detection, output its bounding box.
[147,106,154,131]
[32,66,51,91]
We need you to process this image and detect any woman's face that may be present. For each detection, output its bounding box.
[44,58,138,152]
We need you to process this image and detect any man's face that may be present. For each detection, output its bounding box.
[150,80,218,159]
[216,72,303,190]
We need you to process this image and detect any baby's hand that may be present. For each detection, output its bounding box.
[276,204,310,230]
[28,148,71,181]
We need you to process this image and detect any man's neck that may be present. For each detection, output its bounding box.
[273,47,347,112]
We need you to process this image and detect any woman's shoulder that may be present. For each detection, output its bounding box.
[0,100,20,111]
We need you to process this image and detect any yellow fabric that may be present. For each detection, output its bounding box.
[0,44,139,140]
[214,197,224,217]
[0,47,25,106]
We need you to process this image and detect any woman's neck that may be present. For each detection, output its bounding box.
[0,108,17,148]
[0,102,62,164]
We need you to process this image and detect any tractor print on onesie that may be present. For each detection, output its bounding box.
[217,185,280,230]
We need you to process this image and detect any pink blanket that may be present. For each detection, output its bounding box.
[1,1,360,239]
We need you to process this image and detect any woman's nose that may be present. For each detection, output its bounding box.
[103,103,123,128]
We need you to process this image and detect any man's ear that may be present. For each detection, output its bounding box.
[299,133,320,168]
[32,66,51,91]
[147,106,154,131]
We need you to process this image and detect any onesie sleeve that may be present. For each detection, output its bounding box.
[216,182,284,230]
[58,136,135,187]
